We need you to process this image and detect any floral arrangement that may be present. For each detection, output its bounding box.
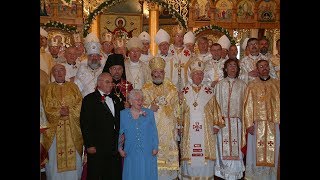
[44,21,78,33]
[83,0,187,37]
[101,96,105,103]
[194,25,236,45]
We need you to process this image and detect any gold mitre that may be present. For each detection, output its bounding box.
[149,57,166,71]
[73,33,82,43]
[172,25,186,35]
[189,58,205,73]
[113,38,126,48]
[101,31,113,43]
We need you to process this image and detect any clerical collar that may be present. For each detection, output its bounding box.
[260,76,270,81]
[56,81,66,85]
[249,53,260,59]
[227,77,236,82]
[191,84,202,93]
[192,83,202,87]
[130,60,139,66]
[67,62,76,66]
[153,82,163,86]
[174,46,184,50]
[113,79,121,84]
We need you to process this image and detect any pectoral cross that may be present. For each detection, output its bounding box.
[193,101,198,108]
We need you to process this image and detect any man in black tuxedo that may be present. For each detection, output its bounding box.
[80,72,124,180]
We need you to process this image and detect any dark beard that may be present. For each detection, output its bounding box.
[260,48,268,55]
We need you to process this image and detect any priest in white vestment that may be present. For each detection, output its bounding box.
[154,29,174,81]
[204,43,227,88]
[217,35,231,59]
[61,46,81,82]
[124,37,151,89]
[214,59,247,179]
[258,37,273,60]
[168,25,192,91]
[183,31,196,55]
[179,58,225,179]
[195,37,212,63]
[239,38,277,83]
[138,31,153,64]
[74,33,103,97]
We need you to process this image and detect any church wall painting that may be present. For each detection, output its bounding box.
[99,13,143,40]
[215,0,233,22]
[258,0,277,22]
[237,0,255,22]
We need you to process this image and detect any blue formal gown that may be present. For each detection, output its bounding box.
[119,108,159,180]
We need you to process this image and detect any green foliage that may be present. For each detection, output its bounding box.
[44,21,78,33]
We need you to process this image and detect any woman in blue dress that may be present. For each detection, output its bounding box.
[118,89,159,180]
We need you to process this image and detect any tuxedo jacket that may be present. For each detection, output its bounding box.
[80,90,124,179]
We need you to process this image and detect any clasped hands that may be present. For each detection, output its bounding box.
[60,106,69,117]
[150,102,159,112]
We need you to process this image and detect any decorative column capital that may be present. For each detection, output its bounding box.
[148,2,159,11]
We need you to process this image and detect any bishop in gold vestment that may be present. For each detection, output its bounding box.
[242,60,280,180]
[42,64,83,179]
[142,57,180,179]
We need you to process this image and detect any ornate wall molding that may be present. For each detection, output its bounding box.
[83,0,188,37]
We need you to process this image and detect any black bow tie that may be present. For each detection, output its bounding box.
[104,93,113,98]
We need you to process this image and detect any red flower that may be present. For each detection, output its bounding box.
[101,96,105,103]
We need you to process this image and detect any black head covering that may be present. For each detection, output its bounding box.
[103,53,126,80]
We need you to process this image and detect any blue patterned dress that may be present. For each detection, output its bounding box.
[119,108,159,180]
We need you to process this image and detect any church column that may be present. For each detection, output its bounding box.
[148,2,159,56]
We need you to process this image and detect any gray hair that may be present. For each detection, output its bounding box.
[97,72,112,81]
[128,89,144,101]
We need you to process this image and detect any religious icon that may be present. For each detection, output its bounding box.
[105,17,137,39]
